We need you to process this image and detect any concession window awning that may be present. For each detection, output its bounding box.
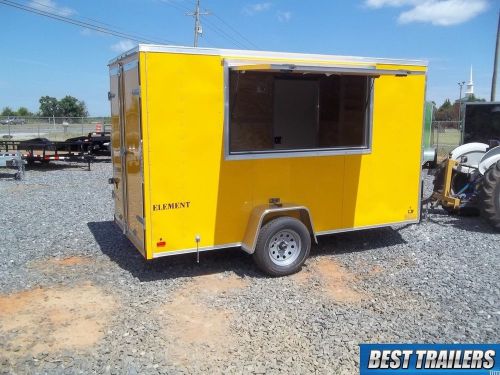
[227,62,424,77]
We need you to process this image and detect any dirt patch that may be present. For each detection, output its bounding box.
[315,258,365,302]
[290,266,313,284]
[29,256,96,274]
[370,265,383,274]
[158,273,248,366]
[292,257,365,303]
[44,256,93,267]
[0,283,117,358]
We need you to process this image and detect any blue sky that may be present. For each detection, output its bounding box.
[0,0,498,116]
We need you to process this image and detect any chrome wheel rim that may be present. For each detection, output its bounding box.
[268,229,301,266]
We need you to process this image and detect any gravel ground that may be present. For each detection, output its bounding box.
[0,161,498,374]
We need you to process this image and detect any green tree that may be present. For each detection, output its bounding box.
[17,107,32,117]
[465,94,486,103]
[58,96,88,118]
[1,107,16,116]
[434,99,457,121]
[39,96,60,117]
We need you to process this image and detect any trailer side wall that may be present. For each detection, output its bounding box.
[138,51,426,258]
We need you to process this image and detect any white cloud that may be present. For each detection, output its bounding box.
[364,0,489,26]
[399,0,488,26]
[277,10,292,22]
[365,0,417,8]
[29,0,75,17]
[243,2,272,16]
[111,40,136,53]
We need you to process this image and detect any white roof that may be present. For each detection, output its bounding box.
[109,44,428,68]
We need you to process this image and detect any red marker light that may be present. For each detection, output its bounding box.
[157,241,166,247]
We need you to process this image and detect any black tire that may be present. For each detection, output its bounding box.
[480,160,500,231]
[253,217,311,277]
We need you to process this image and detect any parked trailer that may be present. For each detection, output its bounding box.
[66,128,112,156]
[108,45,427,276]
[0,139,94,170]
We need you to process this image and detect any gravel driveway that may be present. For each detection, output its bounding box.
[0,161,498,374]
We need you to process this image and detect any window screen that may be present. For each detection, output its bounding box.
[228,70,372,155]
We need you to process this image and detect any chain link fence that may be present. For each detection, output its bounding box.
[430,120,462,162]
[0,117,111,141]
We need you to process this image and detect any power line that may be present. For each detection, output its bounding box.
[211,13,259,49]
[29,0,124,30]
[162,0,191,13]
[162,0,258,49]
[202,19,247,49]
[29,0,174,44]
[0,0,176,44]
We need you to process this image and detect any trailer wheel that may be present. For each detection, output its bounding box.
[253,217,311,277]
[480,160,500,231]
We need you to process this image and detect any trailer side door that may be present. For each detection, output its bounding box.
[109,66,126,229]
[122,61,145,253]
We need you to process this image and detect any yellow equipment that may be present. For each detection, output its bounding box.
[108,45,427,275]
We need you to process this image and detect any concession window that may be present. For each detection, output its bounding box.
[224,61,413,160]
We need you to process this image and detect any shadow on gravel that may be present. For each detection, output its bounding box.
[88,221,409,281]
[313,226,407,256]
[87,221,259,281]
[91,157,111,163]
[423,209,496,234]
[0,171,19,179]
[427,216,496,234]
[25,163,91,172]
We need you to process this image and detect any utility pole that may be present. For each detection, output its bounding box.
[458,81,465,124]
[491,11,500,102]
[187,0,210,47]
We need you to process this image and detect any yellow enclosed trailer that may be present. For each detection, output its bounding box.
[108,45,427,276]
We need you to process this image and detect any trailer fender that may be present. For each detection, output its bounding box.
[241,204,317,254]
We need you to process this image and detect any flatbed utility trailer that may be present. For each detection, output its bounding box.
[66,127,111,156]
[108,45,427,276]
[0,139,94,170]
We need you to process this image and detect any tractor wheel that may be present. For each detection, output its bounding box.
[253,217,311,277]
[479,160,500,231]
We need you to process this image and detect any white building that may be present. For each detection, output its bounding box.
[465,66,474,98]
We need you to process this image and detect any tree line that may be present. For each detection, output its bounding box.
[1,95,88,118]
[433,94,486,122]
